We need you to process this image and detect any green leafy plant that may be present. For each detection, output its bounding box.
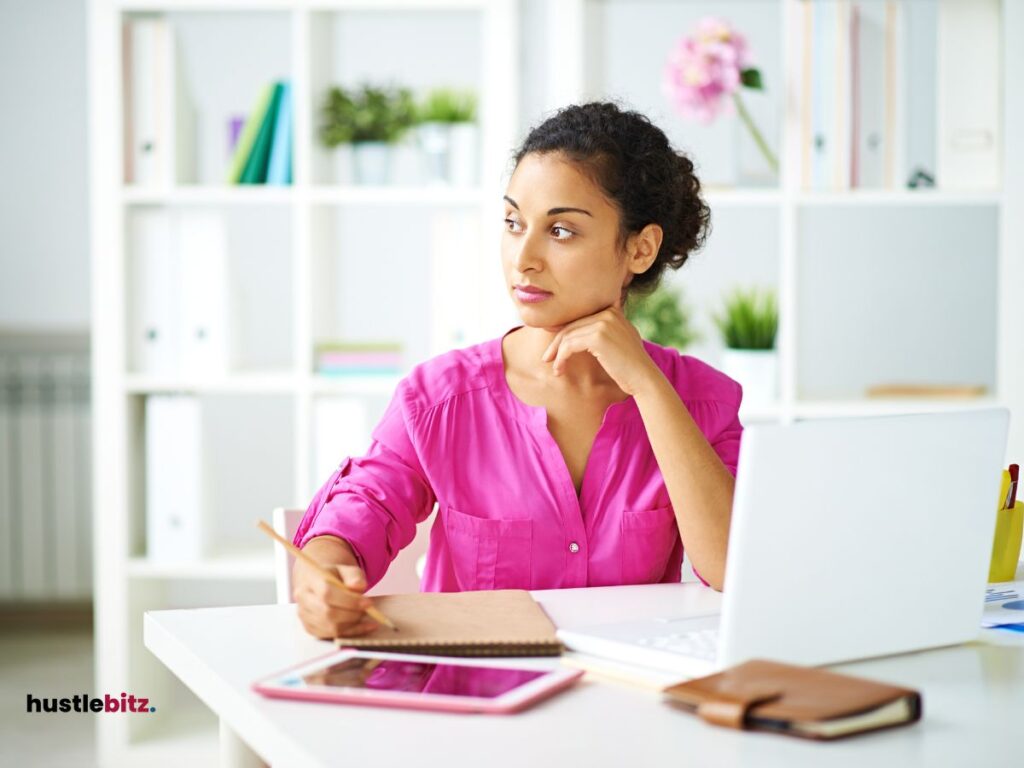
[625,284,699,350]
[712,286,778,350]
[320,84,416,146]
[416,88,477,124]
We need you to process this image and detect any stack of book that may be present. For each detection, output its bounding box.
[314,341,403,376]
[227,80,293,185]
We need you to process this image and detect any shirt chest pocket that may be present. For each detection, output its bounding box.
[444,505,533,591]
[620,504,678,584]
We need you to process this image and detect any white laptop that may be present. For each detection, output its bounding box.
[557,408,1010,678]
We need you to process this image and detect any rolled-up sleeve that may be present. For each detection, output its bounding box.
[692,377,744,478]
[293,377,436,588]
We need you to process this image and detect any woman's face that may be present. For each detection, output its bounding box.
[501,151,633,329]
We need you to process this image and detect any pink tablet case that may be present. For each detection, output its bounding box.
[252,652,582,715]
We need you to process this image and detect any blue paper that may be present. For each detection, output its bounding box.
[991,624,1024,634]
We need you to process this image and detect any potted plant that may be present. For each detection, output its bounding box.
[624,284,700,350]
[320,83,416,184]
[414,88,478,185]
[712,286,778,405]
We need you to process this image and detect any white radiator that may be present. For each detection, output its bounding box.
[0,333,92,601]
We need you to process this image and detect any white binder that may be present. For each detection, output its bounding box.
[145,395,207,562]
[809,0,837,191]
[130,209,180,375]
[853,1,889,189]
[124,17,172,186]
[177,211,232,375]
[937,0,1001,190]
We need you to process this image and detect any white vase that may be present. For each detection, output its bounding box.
[352,141,393,185]
[732,112,777,189]
[417,122,451,185]
[448,123,478,186]
[720,348,778,407]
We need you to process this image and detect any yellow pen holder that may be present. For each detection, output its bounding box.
[989,502,1024,583]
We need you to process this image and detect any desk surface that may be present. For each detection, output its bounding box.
[144,583,1024,768]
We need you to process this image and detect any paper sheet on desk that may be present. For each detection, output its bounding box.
[982,581,1024,627]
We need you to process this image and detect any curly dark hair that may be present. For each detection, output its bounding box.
[511,101,712,307]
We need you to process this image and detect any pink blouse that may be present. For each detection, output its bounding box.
[294,325,744,592]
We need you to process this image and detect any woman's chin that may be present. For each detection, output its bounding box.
[517,318,570,333]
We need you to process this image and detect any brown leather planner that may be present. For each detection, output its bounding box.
[662,659,922,740]
[332,589,563,656]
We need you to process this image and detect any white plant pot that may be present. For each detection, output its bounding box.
[331,144,353,184]
[417,122,451,185]
[352,141,393,185]
[448,123,478,186]
[720,348,778,407]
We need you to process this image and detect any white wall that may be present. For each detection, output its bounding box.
[0,0,90,331]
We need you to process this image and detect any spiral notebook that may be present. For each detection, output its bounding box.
[332,590,562,656]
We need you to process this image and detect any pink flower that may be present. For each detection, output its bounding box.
[664,17,752,124]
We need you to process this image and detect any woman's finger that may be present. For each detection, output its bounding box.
[297,603,339,640]
[304,571,369,612]
[298,585,365,623]
[335,563,368,592]
[299,601,376,639]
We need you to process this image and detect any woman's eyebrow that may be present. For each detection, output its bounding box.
[503,196,593,217]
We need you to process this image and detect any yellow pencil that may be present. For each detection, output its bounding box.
[256,520,398,631]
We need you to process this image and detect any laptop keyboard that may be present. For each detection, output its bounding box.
[635,628,720,660]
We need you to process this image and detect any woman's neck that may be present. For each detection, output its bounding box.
[505,325,621,391]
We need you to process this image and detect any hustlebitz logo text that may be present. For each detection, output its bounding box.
[26,692,156,714]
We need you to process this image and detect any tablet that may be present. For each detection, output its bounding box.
[252,649,583,714]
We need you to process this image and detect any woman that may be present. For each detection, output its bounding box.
[293,102,743,640]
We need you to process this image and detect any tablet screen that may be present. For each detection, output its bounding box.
[301,657,547,699]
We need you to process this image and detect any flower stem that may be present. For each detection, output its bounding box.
[732,92,778,175]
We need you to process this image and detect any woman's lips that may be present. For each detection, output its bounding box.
[514,286,552,303]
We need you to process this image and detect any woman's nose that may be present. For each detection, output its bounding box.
[513,233,544,273]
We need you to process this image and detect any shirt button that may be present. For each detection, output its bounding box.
[568,542,580,554]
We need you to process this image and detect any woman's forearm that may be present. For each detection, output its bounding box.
[633,370,735,591]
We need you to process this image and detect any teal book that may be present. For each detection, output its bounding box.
[226,83,274,183]
[266,81,293,185]
[240,81,283,184]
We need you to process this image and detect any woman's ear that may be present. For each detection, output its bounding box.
[628,223,663,274]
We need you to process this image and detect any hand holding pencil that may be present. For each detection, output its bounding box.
[257,521,398,638]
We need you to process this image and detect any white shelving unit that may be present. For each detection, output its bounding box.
[90,0,516,763]
[544,0,1022,438]
[89,0,1022,764]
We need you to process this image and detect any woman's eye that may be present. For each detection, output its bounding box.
[504,217,523,233]
[551,226,573,240]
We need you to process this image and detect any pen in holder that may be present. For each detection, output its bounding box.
[989,501,1023,583]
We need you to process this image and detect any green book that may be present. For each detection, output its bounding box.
[240,82,284,184]
[226,82,274,184]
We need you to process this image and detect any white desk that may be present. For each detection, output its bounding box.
[144,583,1024,768]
